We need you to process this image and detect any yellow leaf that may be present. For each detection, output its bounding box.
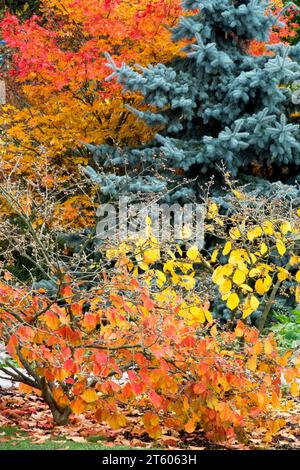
[219,279,232,295]
[211,249,219,263]
[249,268,261,278]
[271,391,280,409]
[257,392,265,408]
[204,309,213,323]
[247,226,263,241]
[290,256,300,266]
[276,240,286,256]
[264,339,273,356]
[296,270,300,283]
[242,295,259,319]
[233,269,246,286]
[247,357,257,372]
[255,278,269,295]
[229,227,241,240]
[222,241,232,256]
[210,324,218,337]
[240,283,253,292]
[211,268,224,285]
[260,242,268,255]
[227,293,239,310]
[108,413,127,429]
[166,249,176,260]
[253,341,263,355]
[221,293,230,301]
[53,367,69,382]
[190,306,205,324]
[277,267,289,282]
[32,217,43,228]
[235,325,244,337]
[284,369,294,383]
[290,381,299,397]
[71,398,85,414]
[163,259,175,273]
[179,275,196,290]
[264,274,272,290]
[156,270,166,288]
[232,189,245,199]
[228,250,247,267]
[215,217,224,226]
[242,307,253,319]
[176,245,183,256]
[185,419,196,434]
[250,295,259,311]
[280,221,292,235]
[187,245,199,261]
[81,389,98,403]
[296,286,300,303]
[208,202,218,217]
[262,221,274,235]
[3,271,13,281]
[144,248,160,264]
[212,265,233,285]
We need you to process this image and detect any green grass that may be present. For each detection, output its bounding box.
[0,426,131,450]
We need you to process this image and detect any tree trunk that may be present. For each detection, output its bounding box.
[40,377,71,425]
[50,405,72,426]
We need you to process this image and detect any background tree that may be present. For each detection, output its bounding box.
[84,0,300,203]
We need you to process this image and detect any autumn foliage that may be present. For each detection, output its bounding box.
[0,263,299,443]
[0,185,299,442]
[0,176,299,444]
[0,1,182,182]
[248,1,299,55]
[0,0,300,449]
[0,0,298,219]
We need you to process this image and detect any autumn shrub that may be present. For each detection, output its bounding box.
[0,171,299,443]
[0,262,299,443]
[81,176,299,333]
[205,180,300,331]
[1,164,299,330]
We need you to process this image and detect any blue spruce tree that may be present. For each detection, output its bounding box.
[84,0,300,201]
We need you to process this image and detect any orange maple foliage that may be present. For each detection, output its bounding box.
[0,1,182,180]
[0,266,299,443]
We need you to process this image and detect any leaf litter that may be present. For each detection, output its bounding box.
[0,386,299,450]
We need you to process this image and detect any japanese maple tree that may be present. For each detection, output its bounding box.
[0,1,184,231]
[0,0,182,182]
